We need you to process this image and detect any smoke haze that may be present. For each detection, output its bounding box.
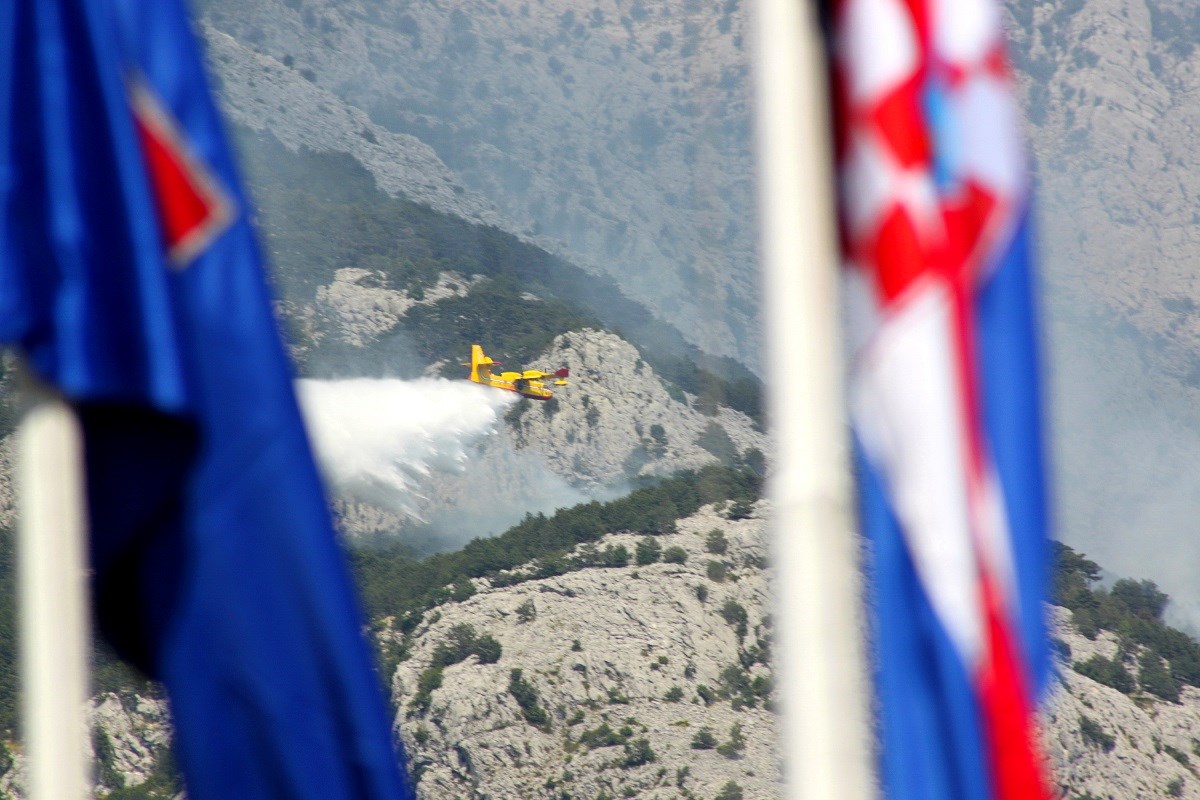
[295,378,516,517]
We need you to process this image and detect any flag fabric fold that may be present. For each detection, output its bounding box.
[831,1,1051,798]
[0,1,413,797]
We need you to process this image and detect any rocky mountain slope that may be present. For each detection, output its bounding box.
[0,692,175,799]
[388,506,1200,800]
[196,0,759,369]
[392,503,776,800]
[0,491,1197,798]
[1007,0,1200,363]
[1046,605,1200,800]
[304,263,766,540]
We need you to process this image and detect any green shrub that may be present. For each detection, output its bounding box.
[705,529,728,554]
[622,737,655,767]
[697,422,737,463]
[636,537,662,566]
[706,560,728,583]
[715,781,744,800]
[601,545,630,568]
[648,423,667,442]
[662,546,688,564]
[410,665,444,714]
[429,623,503,668]
[690,727,717,749]
[1073,654,1134,694]
[579,722,625,749]
[1165,744,1191,767]
[509,669,550,729]
[696,685,717,706]
[1079,715,1115,752]
[716,723,745,758]
[1139,650,1180,702]
[726,500,753,520]
[664,686,684,702]
[474,634,503,664]
[1168,776,1185,798]
[720,600,748,640]
[516,598,537,623]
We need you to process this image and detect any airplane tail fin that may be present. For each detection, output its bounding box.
[468,344,496,383]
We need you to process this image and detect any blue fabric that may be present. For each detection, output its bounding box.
[973,210,1051,696]
[857,444,991,800]
[0,1,413,797]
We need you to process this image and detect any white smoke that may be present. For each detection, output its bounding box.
[295,378,517,516]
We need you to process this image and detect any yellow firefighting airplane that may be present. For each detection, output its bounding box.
[465,344,569,400]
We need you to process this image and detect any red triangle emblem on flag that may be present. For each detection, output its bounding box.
[128,77,234,267]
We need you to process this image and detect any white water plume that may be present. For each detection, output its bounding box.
[295,378,517,516]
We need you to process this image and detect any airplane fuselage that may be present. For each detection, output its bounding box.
[466,344,566,400]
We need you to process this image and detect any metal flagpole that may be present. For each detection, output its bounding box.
[18,381,92,799]
[749,0,874,798]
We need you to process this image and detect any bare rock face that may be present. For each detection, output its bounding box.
[392,503,780,800]
[0,437,14,532]
[1042,606,1200,800]
[389,497,1200,800]
[505,329,765,488]
[0,693,173,800]
[202,25,510,233]
[303,310,766,537]
[91,694,173,793]
[313,268,483,348]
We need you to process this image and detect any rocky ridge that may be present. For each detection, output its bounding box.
[311,268,485,349]
[0,693,172,799]
[199,0,759,368]
[0,502,1195,798]
[391,502,779,800]
[504,329,764,488]
[302,264,766,537]
[1044,606,1200,800]
[203,25,511,234]
[391,507,1200,800]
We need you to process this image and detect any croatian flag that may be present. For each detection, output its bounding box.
[831,1,1051,799]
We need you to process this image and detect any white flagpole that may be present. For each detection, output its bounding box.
[750,1,874,799]
[18,382,92,799]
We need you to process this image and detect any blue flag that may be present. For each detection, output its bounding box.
[0,1,413,797]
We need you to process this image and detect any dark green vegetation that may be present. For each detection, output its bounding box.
[96,728,181,800]
[1078,714,1115,752]
[0,362,18,442]
[1056,542,1200,701]
[409,623,502,715]
[508,668,550,729]
[350,464,761,623]
[234,129,763,423]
